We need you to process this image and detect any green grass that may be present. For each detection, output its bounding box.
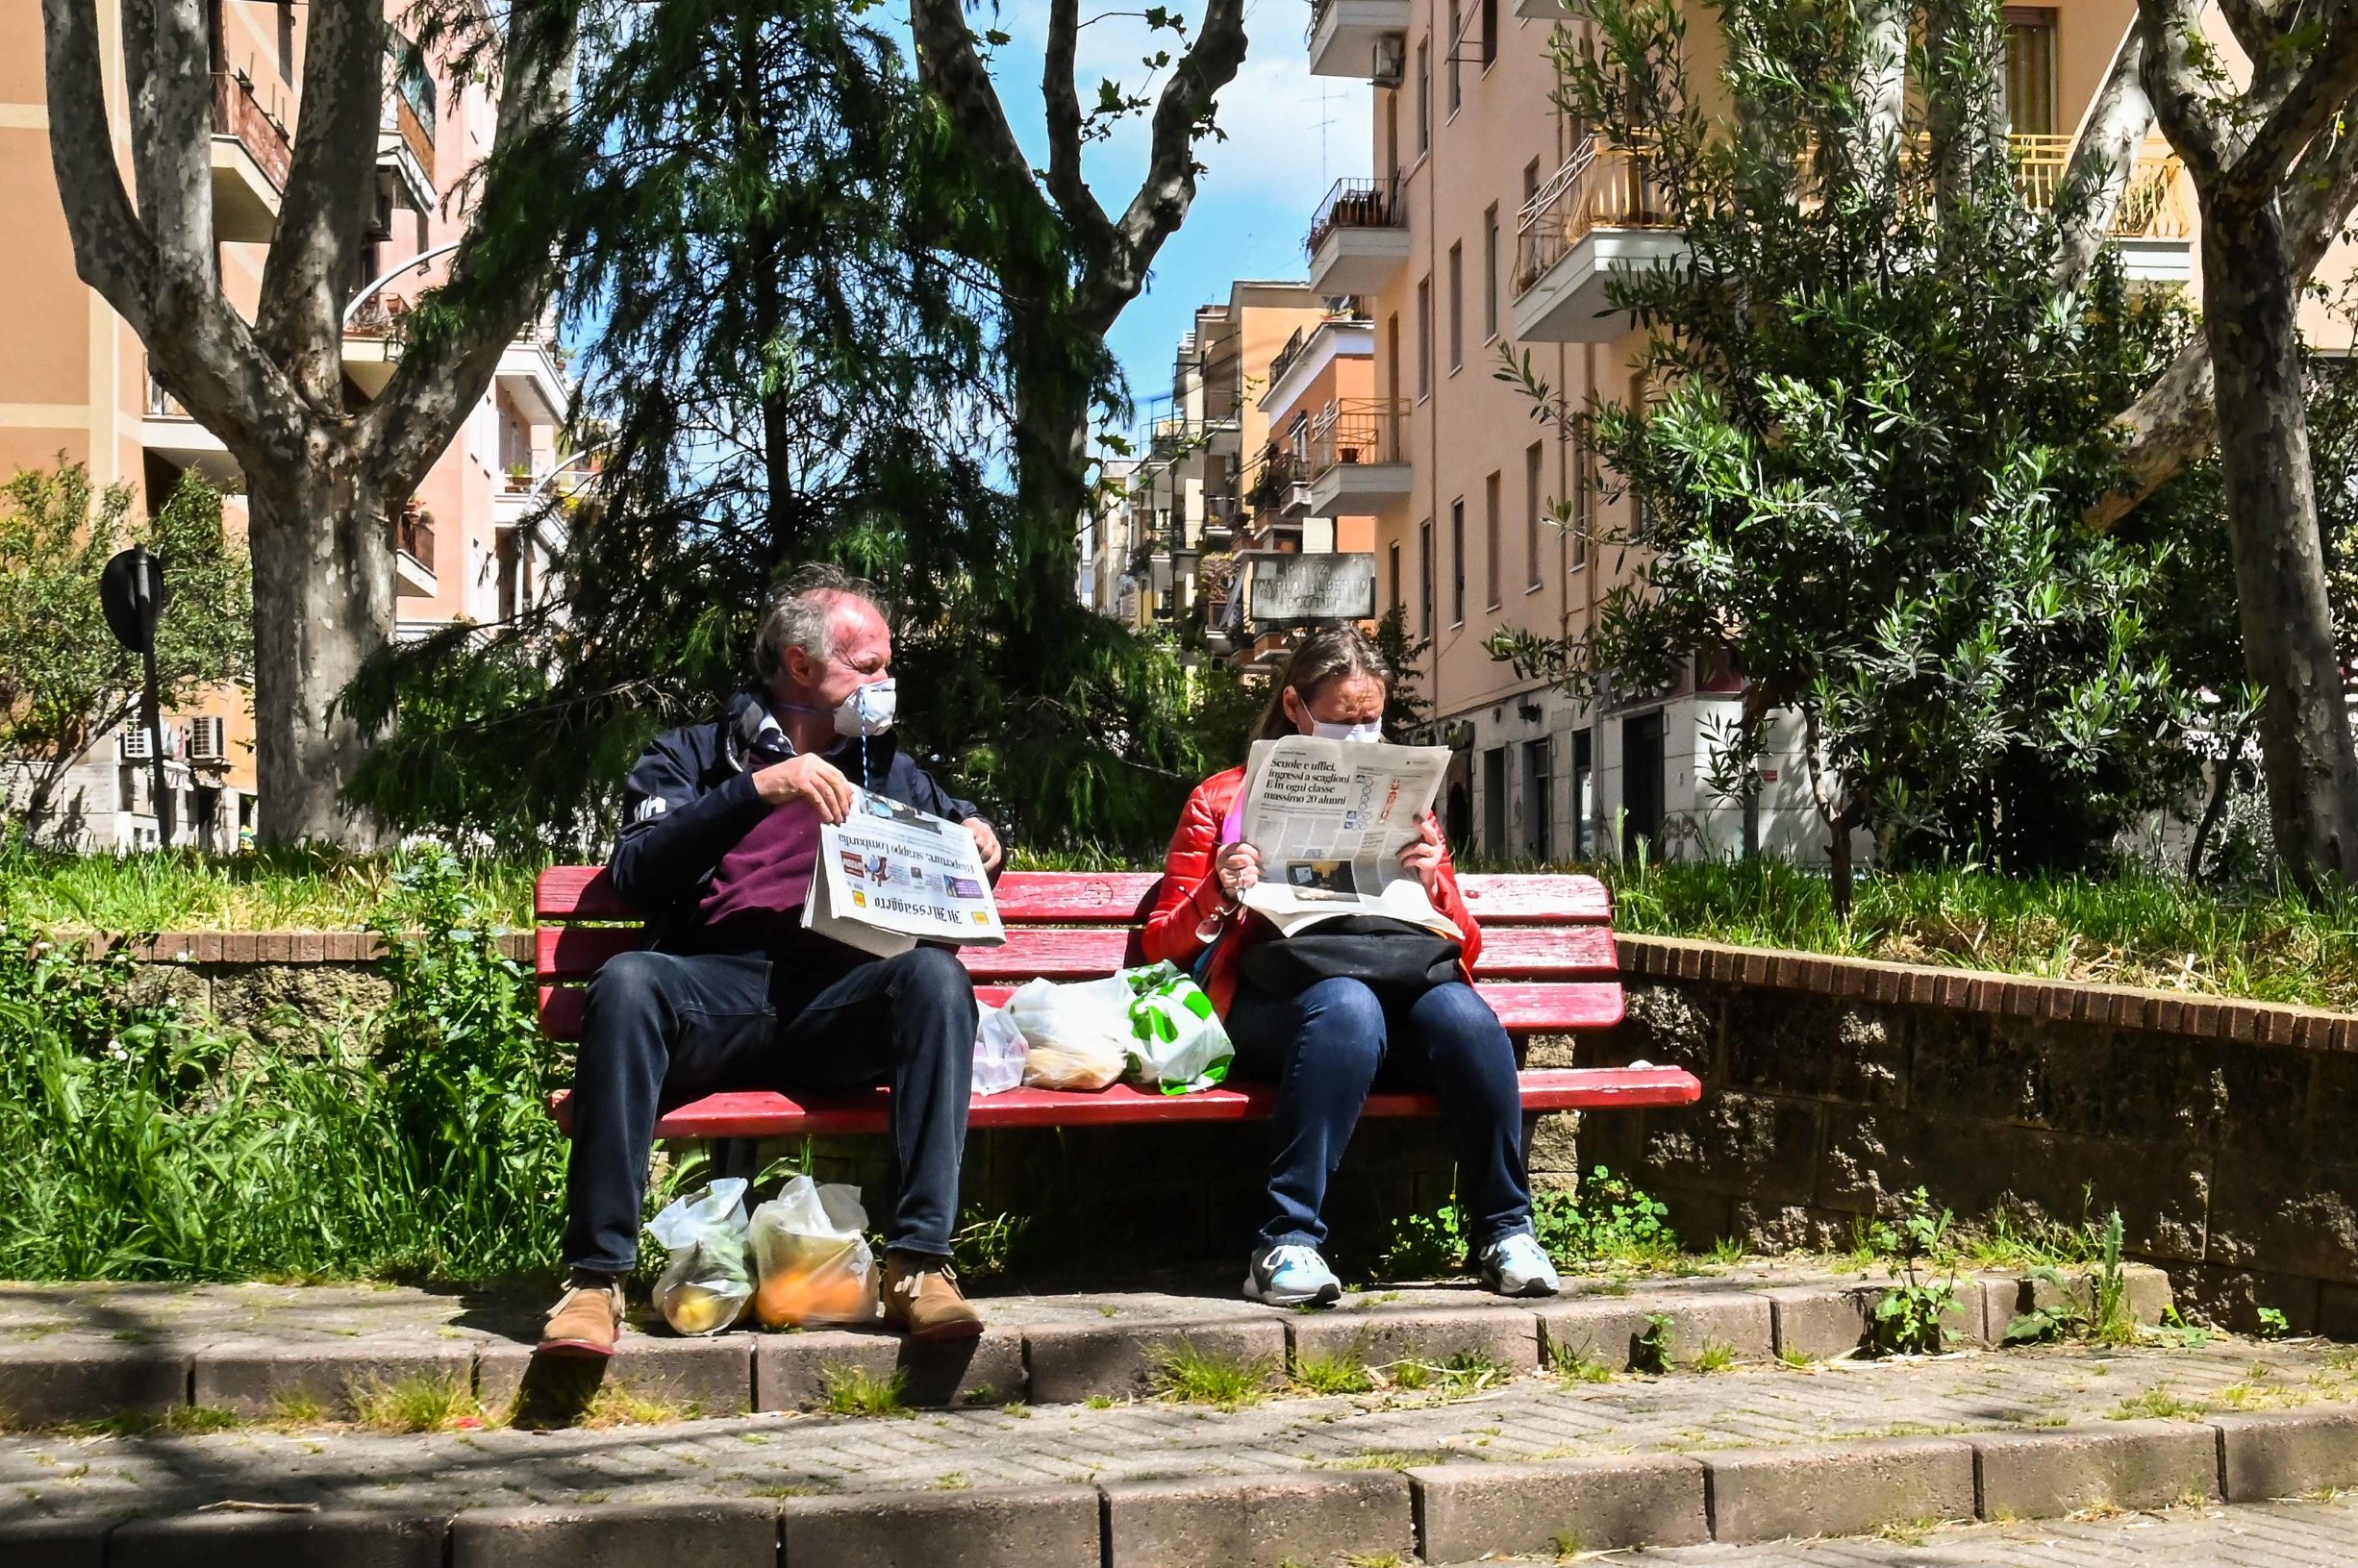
[0,838,539,933]
[820,1365,910,1418]
[1693,1339,1739,1373]
[1292,1351,1378,1396]
[2109,1385,2211,1421]
[1149,1340,1274,1409]
[352,1375,486,1433]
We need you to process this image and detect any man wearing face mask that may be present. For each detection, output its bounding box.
[541,564,1001,1357]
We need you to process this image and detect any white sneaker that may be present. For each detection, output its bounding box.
[1244,1243,1342,1307]
[1480,1232,1563,1298]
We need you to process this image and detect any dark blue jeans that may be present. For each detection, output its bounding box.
[562,942,976,1273]
[1223,976,1535,1255]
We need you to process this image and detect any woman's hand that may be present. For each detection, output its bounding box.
[1215,840,1262,899]
[1397,816,1446,896]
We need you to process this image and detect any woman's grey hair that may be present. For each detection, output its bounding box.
[754,563,885,684]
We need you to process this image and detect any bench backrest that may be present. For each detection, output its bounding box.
[534,869,1622,1040]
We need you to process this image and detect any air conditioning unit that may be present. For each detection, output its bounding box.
[189,716,229,764]
[1371,34,1407,86]
[119,728,153,762]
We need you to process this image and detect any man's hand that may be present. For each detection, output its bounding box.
[1397,817,1446,896]
[965,816,1003,874]
[1216,840,1262,899]
[753,754,854,823]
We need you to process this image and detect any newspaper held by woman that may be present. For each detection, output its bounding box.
[1232,736,1457,939]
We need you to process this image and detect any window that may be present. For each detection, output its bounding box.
[1450,498,1467,624]
[1419,521,1437,636]
[277,1,294,82]
[1569,425,1592,568]
[1387,313,1403,407]
[1417,39,1432,152]
[2003,8,2059,136]
[1571,729,1594,858]
[1389,541,1403,615]
[1481,0,1499,68]
[1385,88,1400,180]
[1523,737,1553,860]
[1484,205,1501,339]
[1448,3,1463,114]
[1482,746,1508,858]
[1447,243,1464,371]
[1523,158,1541,205]
[1484,470,1502,610]
[1525,441,1543,589]
[1623,711,1666,857]
[1417,278,1433,398]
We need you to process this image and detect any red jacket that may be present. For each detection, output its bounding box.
[1141,764,1484,1014]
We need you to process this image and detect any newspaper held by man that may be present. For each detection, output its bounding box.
[803,788,1007,958]
[1233,736,1457,939]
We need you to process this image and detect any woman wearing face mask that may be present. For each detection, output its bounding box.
[1141,626,1562,1307]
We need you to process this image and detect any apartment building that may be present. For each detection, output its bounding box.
[0,0,573,850]
[1102,279,1382,667]
[1297,0,2292,865]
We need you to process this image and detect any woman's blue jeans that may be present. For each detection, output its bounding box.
[1223,976,1535,1255]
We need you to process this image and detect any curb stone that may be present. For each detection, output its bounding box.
[782,1484,1100,1568]
[0,1342,188,1424]
[2211,1406,2358,1502]
[477,1333,753,1418]
[1537,1293,1773,1369]
[1020,1318,1287,1405]
[0,1514,110,1568]
[113,1508,446,1568]
[1763,1286,1870,1359]
[1100,1471,1412,1568]
[1971,1419,2221,1517]
[1286,1304,1540,1374]
[449,1500,778,1568]
[1409,1455,1710,1561]
[753,1325,1025,1410]
[1703,1436,1978,1542]
[192,1340,473,1420]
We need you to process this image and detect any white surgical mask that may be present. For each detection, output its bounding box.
[834,678,896,738]
[1311,719,1384,743]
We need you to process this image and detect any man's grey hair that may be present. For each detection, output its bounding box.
[754,563,885,684]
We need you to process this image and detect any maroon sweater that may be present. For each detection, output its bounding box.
[695,799,822,945]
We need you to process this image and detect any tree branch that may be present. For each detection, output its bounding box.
[2229,3,2358,190]
[2052,24,2153,289]
[2134,0,2232,186]
[128,0,216,269]
[909,0,1035,177]
[1042,0,1115,252]
[1074,0,1247,332]
[38,0,158,321]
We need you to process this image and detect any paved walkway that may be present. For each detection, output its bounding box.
[4,1332,2345,1526]
[1531,1494,2358,1566]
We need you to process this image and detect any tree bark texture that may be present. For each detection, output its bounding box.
[2200,207,2358,884]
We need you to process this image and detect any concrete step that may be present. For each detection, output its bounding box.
[3,1317,2351,1566]
[0,1261,2173,1429]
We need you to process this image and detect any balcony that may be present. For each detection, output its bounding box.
[1306,176,1410,296]
[1513,141,1687,343]
[2014,135,2194,286]
[1262,313,1376,424]
[498,325,571,427]
[1304,399,1412,514]
[393,504,437,599]
[1306,0,1410,79]
[1514,0,1572,14]
[1245,445,1311,517]
[210,72,291,244]
[141,374,242,488]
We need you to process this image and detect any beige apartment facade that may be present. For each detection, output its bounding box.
[1297,0,2331,866]
[0,0,573,850]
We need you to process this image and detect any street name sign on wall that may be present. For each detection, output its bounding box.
[1243,552,1377,624]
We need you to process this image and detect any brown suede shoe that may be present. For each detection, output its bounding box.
[539,1276,627,1357]
[882,1255,984,1341]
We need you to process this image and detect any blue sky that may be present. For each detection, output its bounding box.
[977,2,1372,435]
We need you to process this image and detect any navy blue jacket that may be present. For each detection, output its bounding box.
[609,692,986,945]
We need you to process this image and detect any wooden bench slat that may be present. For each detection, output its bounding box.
[538,977,1624,1041]
[536,922,1619,984]
[544,1065,1698,1138]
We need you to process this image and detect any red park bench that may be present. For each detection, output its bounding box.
[538,869,1701,1136]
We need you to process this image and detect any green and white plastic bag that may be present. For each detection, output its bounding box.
[1120,960,1233,1094]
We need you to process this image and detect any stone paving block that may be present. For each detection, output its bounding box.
[192,1339,474,1420]
[1972,1420,2221,1518]
[478,1333,753,1420]
[114,1508,447,1568]
[1101,1470,1411,1568]
[1409,1455,1710,1561]
[451,1500,776,1568]
[1287,1305,1540,1376]
[2211,1406,2358,1502]
[1765,1286,1870,1360]
[2017,1264,2176,1329]
[0,1341,188,1426]
[1021,1318,1286,1405]
[753,1327,1024,1410]
[0,1513,109,1568]
[782,1484,1098,1568]
[1704,1437,1977,1542]
[1537,1294,1773,1371]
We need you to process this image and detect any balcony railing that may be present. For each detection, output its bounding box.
[394,505,435,567]
[1305,399,1408,476]
[145,374,188,419]
[1307,175,1406,257]
[2012,136,2192,238]
[1515,141,1672,296]
[212,71,292,193]
[1245,445,1305,510]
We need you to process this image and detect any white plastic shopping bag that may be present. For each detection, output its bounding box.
[973,1003,1027,1096]
[1008,974,1133,1089]
[1120,960,1233,1093]
[748,1175,880,1328]
[645,1178,754,1335]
